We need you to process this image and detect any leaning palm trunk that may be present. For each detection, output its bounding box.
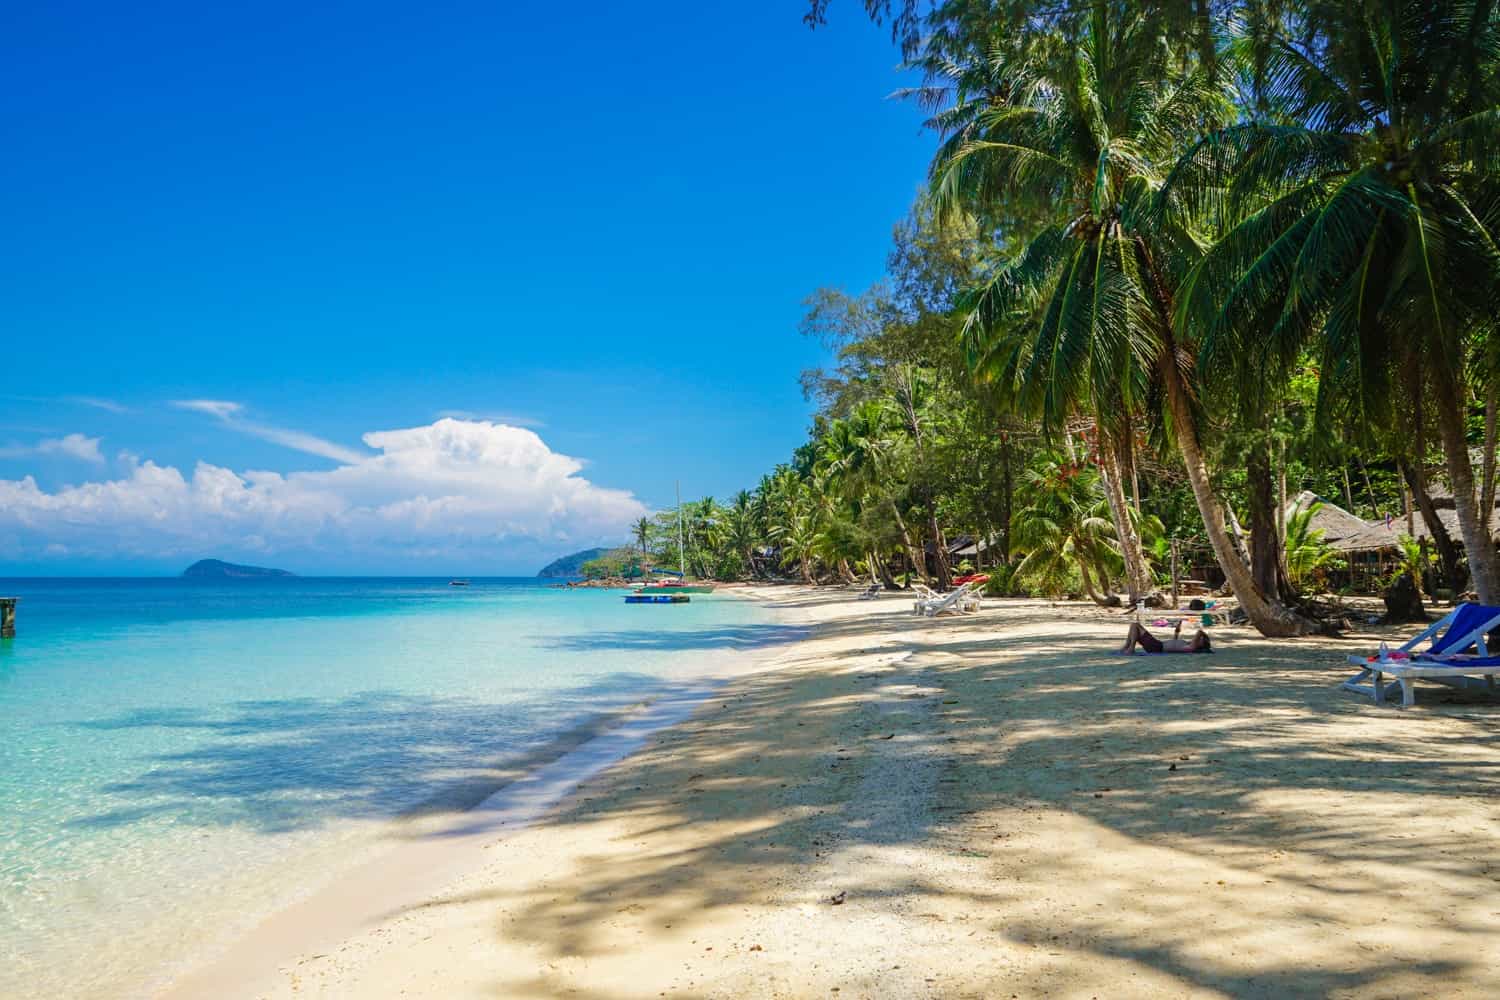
[926,497,952,590]
[1074,549,1117,607]
[1431,365,1500,603]
[889,500,929,583]
[1399,459,1464,591]
[1484,379,1498,523]
[1160,338,1318,636]
[1097,437,1155,605]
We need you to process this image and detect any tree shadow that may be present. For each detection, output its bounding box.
[376,598,1500,998]
[69,673,700,834]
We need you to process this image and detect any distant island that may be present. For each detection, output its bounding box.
[182,559,296,579]
[535,547,612,578]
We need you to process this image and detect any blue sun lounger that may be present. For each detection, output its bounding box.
[1343,602,1500,707]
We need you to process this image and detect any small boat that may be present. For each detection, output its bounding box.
[634,584,715,594]
[449,579,470,587]
[624,594,690,604]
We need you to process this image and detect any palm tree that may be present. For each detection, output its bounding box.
[820,401,931,583]
[724,490,761,578]
[1168,0,1500,602]
[768,477,820,583]
[1010,457,1123,604]
[1283,502,1343,591]
[632,516,652,557]
[929,7,1317,634]
[920,8,1191,610]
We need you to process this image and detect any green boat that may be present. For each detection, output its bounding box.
[634,584,715,595]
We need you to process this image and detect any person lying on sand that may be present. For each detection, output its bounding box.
[1118,620,1212,654]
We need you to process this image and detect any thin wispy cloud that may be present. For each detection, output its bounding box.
[171,399,366,464]
[435,409,545,429]
[65,396,131,414]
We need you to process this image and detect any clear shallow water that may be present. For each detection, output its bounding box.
[0,578,790,998]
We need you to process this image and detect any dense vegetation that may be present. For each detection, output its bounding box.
[643,0,1500,637]
[536,547,614,578]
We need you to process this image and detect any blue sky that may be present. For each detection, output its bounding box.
[0,2,931,574]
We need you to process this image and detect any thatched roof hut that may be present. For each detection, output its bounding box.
[1334,508,1500,553]
[1283,491,1370,547]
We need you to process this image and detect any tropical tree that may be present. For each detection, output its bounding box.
[926,6,1319,633]
[1283,501,1343,590]
[1010,457,1124,604]
[723,490,762,578]
[1171,0,1500,601]
[820,401,930,583]
[632,516,653,556]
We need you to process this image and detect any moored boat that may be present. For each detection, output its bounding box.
[624,594,690,604]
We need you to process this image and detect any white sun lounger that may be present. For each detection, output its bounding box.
[914,581,981,617]
[1343,603,1500,707]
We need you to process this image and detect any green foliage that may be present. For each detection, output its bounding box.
[578,548,645,580]
[1009,458,1122,600]
[1283,501,1345,590]
[645,2,1500,614]
[1390,535,1437,594]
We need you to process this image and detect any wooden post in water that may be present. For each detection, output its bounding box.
[0,598,15,638]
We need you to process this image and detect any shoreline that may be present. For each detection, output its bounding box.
[159,681,734,999]
[153,585,807,998]
[204,586,1500,999]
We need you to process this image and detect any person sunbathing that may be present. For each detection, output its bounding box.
[1118,620,1212,654]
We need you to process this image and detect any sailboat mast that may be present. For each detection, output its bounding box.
[676,480,685,578]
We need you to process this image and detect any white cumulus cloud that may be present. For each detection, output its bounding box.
[0,433,105,463]
[37,433,105,463]
[0,419,646,569]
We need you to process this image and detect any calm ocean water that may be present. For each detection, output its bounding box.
[0,577,790,998]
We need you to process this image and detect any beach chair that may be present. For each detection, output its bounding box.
[857,582,882,600]
[915,581,981,617]
[1343,602,1500,707]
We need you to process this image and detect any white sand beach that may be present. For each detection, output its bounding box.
[158,586,1500,999]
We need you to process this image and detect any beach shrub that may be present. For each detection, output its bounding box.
[1284,503,1344,592]
[982,564,1019,597]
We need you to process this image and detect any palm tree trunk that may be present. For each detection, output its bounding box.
[1399,458,1463,591]
[889,499,929,583]
[1483,377,1498,522]
[926,494,952,590]
[1430,362,1500,602]
[1098,434,1156,605]
[1158,336,1317,636]
[1247,431,1296,602]
[1074,548,1116,607]
[1000,433,1014,563]
[1133,232,1315,634]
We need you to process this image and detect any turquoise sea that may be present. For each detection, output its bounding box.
[0,577,789,998]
